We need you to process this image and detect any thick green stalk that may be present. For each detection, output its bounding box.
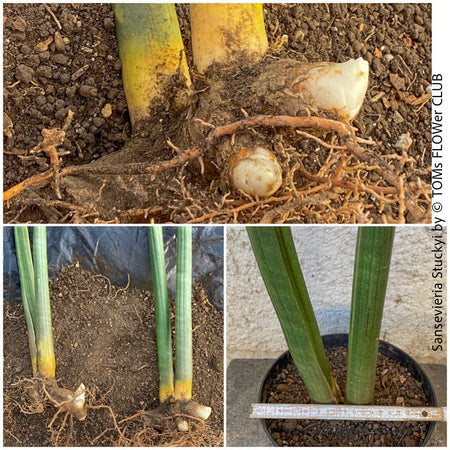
[14,227,38,376]
[148,226,174,403]
[113,3,191,126]
[345,226,395,405]
[32,226,55,379]
[175,226,193,401]
[190,4,268,73]
[247,226,339,404]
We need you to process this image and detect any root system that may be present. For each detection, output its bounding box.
[4,13,431,224]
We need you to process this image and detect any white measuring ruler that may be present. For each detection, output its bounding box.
[250,403,447,421]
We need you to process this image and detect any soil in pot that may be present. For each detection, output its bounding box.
[262,345,432,447]
[3,261,224,447]
[4,3,431,224]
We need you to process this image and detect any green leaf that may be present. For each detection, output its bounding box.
[345,226,395,404]
[175,226,193,401]
[148,226,174,402]
[113,3,190,124]
[32,226,55,378]
[14,227,38,376]
[247,226,339,404]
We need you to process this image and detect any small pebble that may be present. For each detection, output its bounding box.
[35,95,47,106]
[395,132,412,150]
[3,112,14,137]
[55,107,69,121]
[15,64,34,83]
[20,43,31,55]
[11,17,27,32]
[60,73,71,84]
[393,111,404,123]
[93,117,105,127]
[104,17,115,29]
[38,50,50,62]
[55,99,66,110]
[36,65,52,78]
[78,85,98,98]
[52,53,69,65]
[54,31,65,51]
[66,86,77,97]
[101,103,113,118]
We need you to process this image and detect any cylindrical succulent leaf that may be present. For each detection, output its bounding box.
[14,227,38,376]
[175,226,193,401]
[247,226,340,403]
[113,4,191,125]
[190,4,268,73]
[345,226,395,404]
[148,226,174,403]
[33,226,56,379]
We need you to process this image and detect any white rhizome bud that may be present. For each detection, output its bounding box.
[229,147,282,197]
[292,57,369,122]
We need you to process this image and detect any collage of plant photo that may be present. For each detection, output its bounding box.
[2,2,447,448]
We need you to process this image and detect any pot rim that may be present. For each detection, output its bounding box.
[259,333,437,447]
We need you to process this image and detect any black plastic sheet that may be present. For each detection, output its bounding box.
[4,226,224,309]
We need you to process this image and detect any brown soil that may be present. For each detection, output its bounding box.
[4,4,431,224]
[3,262,224,447]
[263,346,432,447]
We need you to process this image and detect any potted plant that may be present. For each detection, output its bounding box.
[247,226,438,447]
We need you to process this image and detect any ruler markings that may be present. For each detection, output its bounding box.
[249,403,447,422]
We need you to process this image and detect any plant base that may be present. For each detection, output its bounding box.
[141,399,212,431]
[44,378,86,420]
[11,375,86,423]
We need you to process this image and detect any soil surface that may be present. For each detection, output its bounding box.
[3,262,224,446]
[262,346,431,447]
[4,4,431,223]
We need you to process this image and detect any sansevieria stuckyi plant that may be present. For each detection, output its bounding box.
[247,226,341,404]
[148,226,211,430]
[14,226,86,420]
[345,226,395,404]
[248,226,396,407]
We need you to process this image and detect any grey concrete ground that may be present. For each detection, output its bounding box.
[226,359,447,447]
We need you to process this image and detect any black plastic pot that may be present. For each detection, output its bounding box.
[259,333,437,447]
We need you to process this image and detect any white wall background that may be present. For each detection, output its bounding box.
[226,226,446,365]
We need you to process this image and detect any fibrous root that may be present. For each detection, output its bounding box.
[22,376,86,421]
